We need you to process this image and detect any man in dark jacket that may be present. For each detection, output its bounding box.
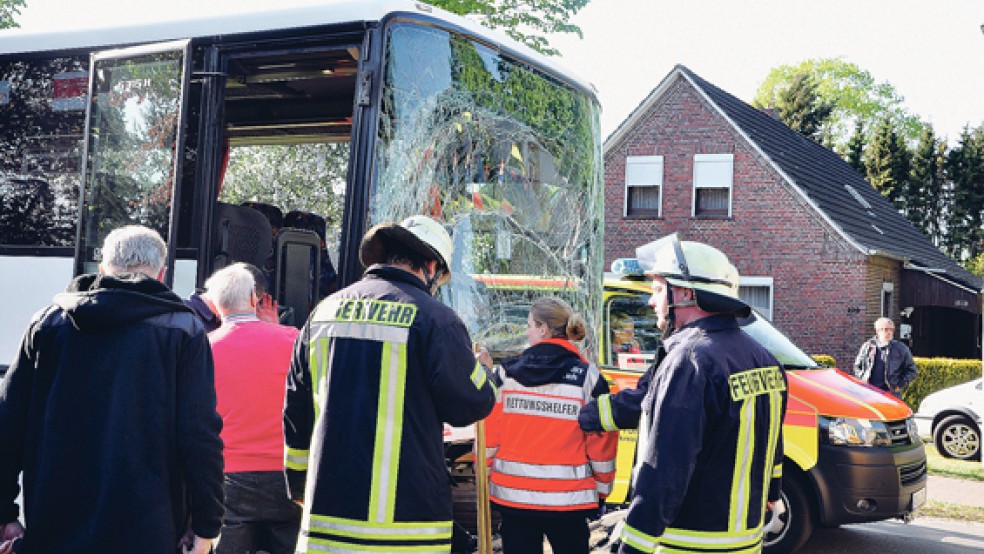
[852,317,918,398]
[284,215,496,553]
[614,235,786,554]
[0,225,224,554]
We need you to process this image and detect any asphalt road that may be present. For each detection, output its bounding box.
[797,517,984,554]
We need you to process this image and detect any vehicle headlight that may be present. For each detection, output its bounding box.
[905,417,921,444]
[820,417,892,447]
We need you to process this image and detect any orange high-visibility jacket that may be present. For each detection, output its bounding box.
[485,338,618,512]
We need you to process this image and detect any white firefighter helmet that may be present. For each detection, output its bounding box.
[635,234,750,317]
[359,215,453,286]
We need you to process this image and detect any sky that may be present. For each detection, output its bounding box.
[11,0,984,142]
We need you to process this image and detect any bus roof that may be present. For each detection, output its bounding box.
[0,0,596,99]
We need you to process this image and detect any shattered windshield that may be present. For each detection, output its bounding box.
[375,22,603,359]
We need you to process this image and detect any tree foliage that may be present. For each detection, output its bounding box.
[0,0,24,29]
[429,0,590,56]
[768,72,834,143]
[864,118,911,211]
[753,58,924,151]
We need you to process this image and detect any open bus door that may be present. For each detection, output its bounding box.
[74,40,191,286]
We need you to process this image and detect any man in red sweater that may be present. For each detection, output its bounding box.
[206,263,301,554]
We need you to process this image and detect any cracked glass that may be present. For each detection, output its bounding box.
[376,23,603,358]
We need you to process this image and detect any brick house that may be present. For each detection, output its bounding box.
[604,65,982,365]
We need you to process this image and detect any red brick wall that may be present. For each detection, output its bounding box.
[604,76,870,366]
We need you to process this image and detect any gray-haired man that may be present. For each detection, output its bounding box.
[0,225,224,554]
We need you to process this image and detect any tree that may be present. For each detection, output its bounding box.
[845,120,865,175]
[0,0,24,29]
[966,252,984,278]
[769,71,834,143]
[429,0,590,56]
[753,58,924,151]
[864,118,911,211]
[943,126,984,260]
[908,126,947,246]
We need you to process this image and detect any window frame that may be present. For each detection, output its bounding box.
[692,153,734,218]
[881,282,894,319]
[623,155,663,218]
[739,276,774,321]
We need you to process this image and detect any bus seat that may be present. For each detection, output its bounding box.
[284,209,338,296]
[274,228,321,328]
[242,201,284,231]
[212,202,273,272]
[241,201,284,276]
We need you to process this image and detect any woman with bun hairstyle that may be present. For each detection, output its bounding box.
[480,297,618,553]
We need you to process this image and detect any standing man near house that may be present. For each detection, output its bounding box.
[0,225,223,554]
[207,263,301,554]
[852,317,918,399]
[283,215,497,553]
[616,235,786,554]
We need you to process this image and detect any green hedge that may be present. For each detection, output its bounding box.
[903,358,981,410]
[809,355,980,410]
[811,354,836,368]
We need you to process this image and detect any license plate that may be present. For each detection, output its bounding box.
[911,487,927,510]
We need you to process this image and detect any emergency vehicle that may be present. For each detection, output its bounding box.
[602,265,927,554]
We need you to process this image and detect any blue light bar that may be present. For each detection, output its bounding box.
[611,258,645,277]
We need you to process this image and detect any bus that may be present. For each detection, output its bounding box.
[0,1,604,375]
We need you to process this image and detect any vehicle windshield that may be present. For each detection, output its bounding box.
[738,312,820,369]
[373,22,603,358]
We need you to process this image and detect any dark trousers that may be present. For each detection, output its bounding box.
[498,511,589,554]
[216,471,302,554]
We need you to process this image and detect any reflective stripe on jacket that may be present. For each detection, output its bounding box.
[283,265,496,553]
[486,339,618,512]
[620,315,786,554]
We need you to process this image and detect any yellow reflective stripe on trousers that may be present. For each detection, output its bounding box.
[660,526,763,551]
[655,542,762,554]
[729,397,755,532]
[369,341,407,523]
[301,515,452,553]
[599,394,617,431]
[621,523,659,553]
[308,515,452,540]
[286,447,310,470]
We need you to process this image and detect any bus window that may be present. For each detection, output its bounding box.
[77,44,189,275]
[373,23,603,357]
[0,57,86,247]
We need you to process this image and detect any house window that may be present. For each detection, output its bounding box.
[881,282,894,318]
[693,153,733,218]
[739,276,773,320]
[624,155,663,217]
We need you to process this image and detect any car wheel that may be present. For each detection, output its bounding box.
[764,474,814,554]
[934,415,981,461]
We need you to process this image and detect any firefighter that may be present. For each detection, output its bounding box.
[615,235,787,554]
[481,297,618,554]
[283,215,497,554]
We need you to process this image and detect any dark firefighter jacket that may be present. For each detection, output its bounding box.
[578,344,665,433]
[0,273,224,554]
[620,315,786,554]
[283,265,497,553]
